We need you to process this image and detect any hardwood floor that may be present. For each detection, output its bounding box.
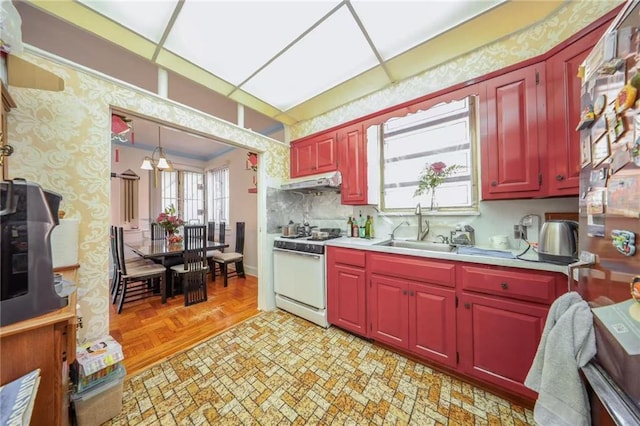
[109,274,259,377]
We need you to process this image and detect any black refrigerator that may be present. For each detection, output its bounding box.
[577,0,640,423]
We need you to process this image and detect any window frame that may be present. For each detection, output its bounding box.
[378,94,480,215]
[206,167,230,226]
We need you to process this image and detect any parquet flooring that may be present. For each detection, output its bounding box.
[109,274,259,377]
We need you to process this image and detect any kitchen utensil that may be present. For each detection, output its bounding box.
[538,220,579,264]
[489,235,510,250]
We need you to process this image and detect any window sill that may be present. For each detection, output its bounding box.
[378,209,480,217]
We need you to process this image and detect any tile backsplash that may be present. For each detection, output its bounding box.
[267,186,578,249]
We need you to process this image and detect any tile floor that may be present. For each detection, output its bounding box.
[106,310,535,425]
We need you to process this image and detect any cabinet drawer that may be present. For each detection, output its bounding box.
[460,265,558,304]
[368,253,455,287]
[329,247,366,267]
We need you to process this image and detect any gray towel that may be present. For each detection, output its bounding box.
[524,292,596,426]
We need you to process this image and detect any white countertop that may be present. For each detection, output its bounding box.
[325,237,569,275]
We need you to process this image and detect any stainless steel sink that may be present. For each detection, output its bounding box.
[375,239,456,253]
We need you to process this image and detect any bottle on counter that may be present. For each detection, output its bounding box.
[352,217,359,238]
[364,215,371,239]
[347,216,353,237]
[358,211,365,238]
[369,215,375,238]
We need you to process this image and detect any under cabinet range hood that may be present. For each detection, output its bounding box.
[280,171,341,192]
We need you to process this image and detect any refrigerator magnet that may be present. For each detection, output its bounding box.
[581,134,592,167]
[607,174,640,216]
[590,115,607,143]
[609,149,631,174]
[632,136,640,166]
[611,230,636,256]
[591,134,611,166]
[594,94,607,116]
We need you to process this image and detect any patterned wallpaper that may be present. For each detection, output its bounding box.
[290,0,622,139]
[7,51,288,342]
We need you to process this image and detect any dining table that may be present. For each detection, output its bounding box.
[126,239,228,300]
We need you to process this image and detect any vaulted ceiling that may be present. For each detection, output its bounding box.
[22,0,568,125]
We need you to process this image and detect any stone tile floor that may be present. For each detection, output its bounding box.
[106,310,535,425]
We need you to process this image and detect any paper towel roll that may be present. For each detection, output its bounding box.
[51,218,80,268]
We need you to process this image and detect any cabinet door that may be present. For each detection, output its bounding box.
[315,135,338,173]
[546,26,606,196]
[369,274,409,349]
[458,292,547,398]
[290,140,315,178]
[327,263,367,336]
[409,282,457,368]
[481,64,543,199]
[340,125,367,205]
[290,133,338,178]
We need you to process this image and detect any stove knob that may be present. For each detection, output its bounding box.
[304,244,313,253]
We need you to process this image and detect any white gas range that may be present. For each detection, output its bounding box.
[273,230,343,327]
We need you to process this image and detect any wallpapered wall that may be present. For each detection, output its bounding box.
[290,0,622,139]
[7,52,288,342]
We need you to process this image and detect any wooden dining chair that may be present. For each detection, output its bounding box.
[114,227,167,313]
[150,222,165,240]
[206,221,225,279]
[110,225,152,304]
[170,225,208,306]
[212,222,245,287]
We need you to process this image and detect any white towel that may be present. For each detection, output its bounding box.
[524,291,596,426]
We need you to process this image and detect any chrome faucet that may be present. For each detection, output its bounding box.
[436,234,449,244]
[415,203,430,240]
[390,221,410,240]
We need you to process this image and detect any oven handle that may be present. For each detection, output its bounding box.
[273,247,322,259]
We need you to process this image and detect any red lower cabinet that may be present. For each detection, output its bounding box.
[409,282,457,368]
[457,292,548,398]
[369,274,410,348]
[327,247,367,336]
[369,274,457,367]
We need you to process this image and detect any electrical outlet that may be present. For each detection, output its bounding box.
[513,224,527,240]
[513,225,522,240]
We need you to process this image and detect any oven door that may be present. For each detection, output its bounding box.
[273,248,325,309]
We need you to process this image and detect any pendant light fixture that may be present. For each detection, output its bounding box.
[140,127,173,171]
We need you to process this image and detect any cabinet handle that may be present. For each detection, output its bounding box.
[409,290,414,296]
[491,181,497,187]
[556,175,565,181]
[501,282,509,290]
[464,303,471,309]
[402,290,407,295]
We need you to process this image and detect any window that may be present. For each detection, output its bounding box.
[160,170,205,223]
[160,171,178,211]
[207,167,229,224]
[381,96,477,211]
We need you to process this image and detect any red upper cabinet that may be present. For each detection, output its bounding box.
[339,124,368,205]
[481,64,545,199]
[545,24,608,197]
[290,132,338,178]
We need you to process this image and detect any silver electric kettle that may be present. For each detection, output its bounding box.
[538,220,579,265]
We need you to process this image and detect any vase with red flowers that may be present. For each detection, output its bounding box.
[156,204,184,244]
[414,161,462,210]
